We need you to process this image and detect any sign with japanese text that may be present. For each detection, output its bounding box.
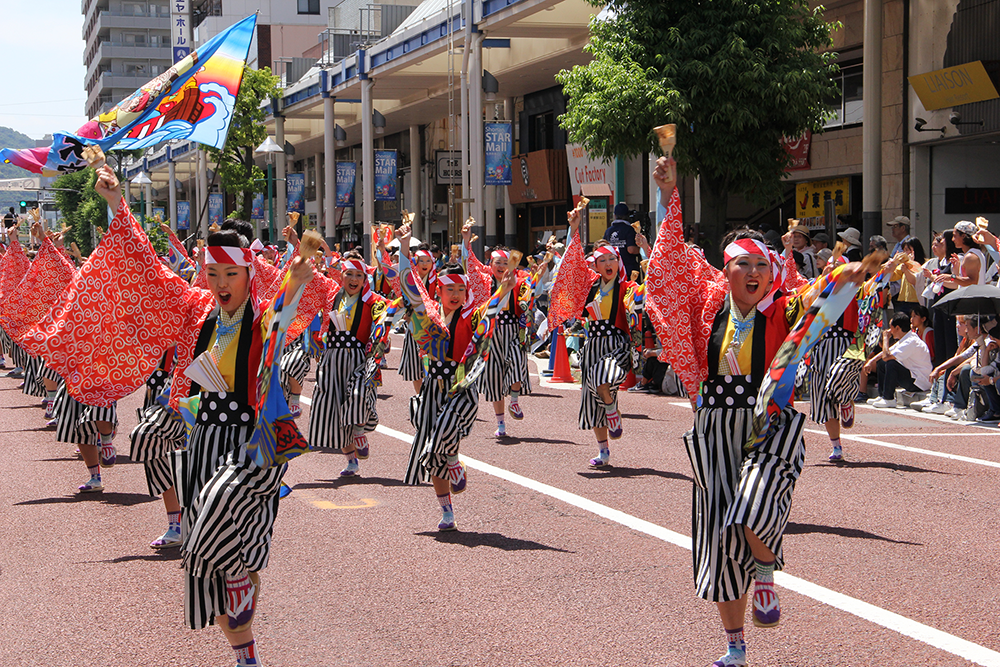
[170,0,192,64]
[484,122,512,185]
[336,161,356,207]
[781,131,812,171]
[796,177,850,218]
[374,149,397,202]
[286,173,305,214]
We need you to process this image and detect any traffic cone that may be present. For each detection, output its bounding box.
[550,327,577,384]
[620,369,637,390]
[542,331,557,377]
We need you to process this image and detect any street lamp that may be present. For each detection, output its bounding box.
[373,109,386,135]
[131,171,152,227]
[255,136,283,242]
[483,70,499,102]
[335,124,347,148]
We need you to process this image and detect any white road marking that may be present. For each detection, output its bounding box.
[805,429,1000,469]
[855,402,1000,430]
[841,432,1000,437]
[367,422,1000,666]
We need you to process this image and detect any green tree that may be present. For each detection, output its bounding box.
[52,169,104,255]
[556,1,840,263]
[207,66,282,221]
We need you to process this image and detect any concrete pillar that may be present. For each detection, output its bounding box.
[324,94,336,239]
[275,113,287,226]
[145,183,153,221]
[361,78,375,260]
[503,96,516,248]
[167,148,177,233]
[315,153,324,233]
[408,124,421,240]
[470,32,485,251]
[862,0,882,246]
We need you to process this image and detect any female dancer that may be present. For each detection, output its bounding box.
[399,242,437,395]
[308,250,389,476]
[463,224,532,437]
[397,223,515,531]
[92,165,314,667]
[646,156,861,667]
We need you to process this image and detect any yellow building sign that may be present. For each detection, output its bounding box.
[909,61,999,111]
[796,178,850,218]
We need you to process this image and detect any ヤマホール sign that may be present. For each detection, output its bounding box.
[909,61,999,111]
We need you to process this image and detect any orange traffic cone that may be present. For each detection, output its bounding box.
[619,369,636,390]
[550,326,577,384]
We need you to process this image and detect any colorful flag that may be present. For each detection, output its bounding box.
[0,14,256,176]
[397,252,450,360]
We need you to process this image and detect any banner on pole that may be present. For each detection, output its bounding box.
[177,201,191,230]
[208,193,224,227]
[484,122,513,185]
[251,193,264,220]
[374,149,397,201]
[152,206,166,222]
[170,0,192,63]
[287,172,305,214]
[336,161,356,207]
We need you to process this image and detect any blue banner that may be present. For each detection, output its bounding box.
[374,150,397,202]
[336,161,356,208]
[251,193,264,220]
[177,201,191,230]
[208,193,224,227]
[152,206,166,223]
[287,173,305,214]
[484,122,513,185]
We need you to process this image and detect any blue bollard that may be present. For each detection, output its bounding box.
[542,330,557,376]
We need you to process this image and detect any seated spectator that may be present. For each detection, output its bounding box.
[864,312,932,408]
[944,316,1000,422]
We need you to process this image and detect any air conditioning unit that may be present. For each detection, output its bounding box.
[432,204,447,215]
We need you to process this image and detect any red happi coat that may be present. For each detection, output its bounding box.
[0,237,75,341]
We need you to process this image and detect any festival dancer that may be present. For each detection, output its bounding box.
[87,165,315,666]
[463,223,532,438]
[645,156,862,667]
[308,250,389,476]
[399,242,437,395]
[397,222,515,531]
[548,204,641,468]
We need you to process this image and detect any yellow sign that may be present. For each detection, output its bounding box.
[909,61,999,111]
[796,178,850,218]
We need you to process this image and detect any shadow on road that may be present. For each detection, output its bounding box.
[78,550,183,565]
[621,413,654,421]
[578,466,693,482]
[416,530,572,552]
[785,521,921,545]
[815,460,950,474]
[15,492,158,507]
[521,393,565,399]
[497,436,578,446]
[293,476,408,490]
[0,426,57,433]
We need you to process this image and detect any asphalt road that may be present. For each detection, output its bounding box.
[1,334,999,667]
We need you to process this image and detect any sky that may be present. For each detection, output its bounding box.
[0,1,88,140]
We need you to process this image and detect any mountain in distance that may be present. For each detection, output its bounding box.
[0,126,43,215]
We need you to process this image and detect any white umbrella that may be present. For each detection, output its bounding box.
[386,236,422,248]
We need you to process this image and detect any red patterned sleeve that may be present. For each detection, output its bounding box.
[547,229,598,330]
[782,252,808,292]
[464,243,494,309]
[645,188,729,401]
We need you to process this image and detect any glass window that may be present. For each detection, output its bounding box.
[825,63,863,130]
[298,0,320,14]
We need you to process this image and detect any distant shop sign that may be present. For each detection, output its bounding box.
[796,177,850,218]
[909,61,999,111]
[435,151,461,185]
[781,131,811,171]
[565,143,616,196]
[945,187,1000,214]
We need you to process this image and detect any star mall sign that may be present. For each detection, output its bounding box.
[781,131,812,171]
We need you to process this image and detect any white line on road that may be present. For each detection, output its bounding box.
[805,429,1000,470]
[367,423,1000,666]
[298,395,1000,663]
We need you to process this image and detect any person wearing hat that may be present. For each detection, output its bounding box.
[603,202,641,278]
[887,215,914,257]
[837,227,863,262]
[785,220,817,279]
[933,220,986,289]
[812,232,830,253]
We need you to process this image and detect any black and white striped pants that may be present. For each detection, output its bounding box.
[686,400,805,602]
[21,355,49,398]
[174,402,284,630]
[129,400,185,496]
[808,333,852,425]
[404,360,479,485]
[54,384,118,447]
[279,336,311,402]
[578,327,631,430]
[480,319,532,403]
[399,329,424,382]
[308,342,379,452]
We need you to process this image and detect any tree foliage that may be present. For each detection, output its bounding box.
[207,66,282,221]
[52,169,105,256]
[556,0,840,258]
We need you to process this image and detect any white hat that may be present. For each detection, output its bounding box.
[954,220,978,236]
[838,227,861,246]
[887,215,910,227]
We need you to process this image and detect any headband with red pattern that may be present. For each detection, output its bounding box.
[414,249,434,260]
[341,259,368,273]
[722,238,785,310]
[590,244,627,282]
[205,246,252,267]
[491,249,510,262]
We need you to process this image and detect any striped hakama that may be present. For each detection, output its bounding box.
[399,328,424,382]
[279,335,311,402]
[53,384,118,447]
[684,375,805,602]
[404,359,479,485]
[807,327,853,425]
[578,321,631,430]
[480,312,532,402]
[308,331,379,451]
[21,355,47,398]
[173,394,285,630]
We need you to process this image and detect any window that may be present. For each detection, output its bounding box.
[825,63,863,129]
[298,0,320,15]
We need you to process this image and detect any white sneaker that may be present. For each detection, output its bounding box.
[910,398,932,410]
[870,397,897,409]
[923,403,951,414]
[945,407,958,418]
